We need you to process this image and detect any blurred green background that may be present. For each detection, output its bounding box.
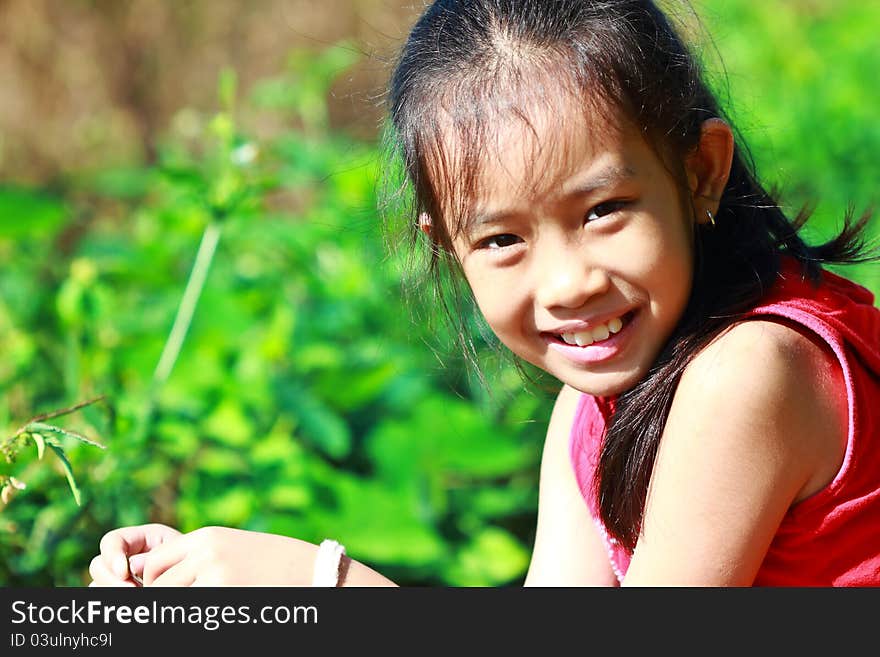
[0,0,877,586]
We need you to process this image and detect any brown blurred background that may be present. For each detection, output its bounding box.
[0,0,422,185]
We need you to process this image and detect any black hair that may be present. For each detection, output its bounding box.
[382,0,877,550]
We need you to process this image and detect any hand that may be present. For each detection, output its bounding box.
[136,526,320,586]
[88,523,182,587]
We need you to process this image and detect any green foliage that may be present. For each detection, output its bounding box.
[697,0,880,287]
[0,188,68,239]
[1,4,878,587]
[0,42,549,587]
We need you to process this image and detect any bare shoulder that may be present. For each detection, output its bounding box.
[622,318,847,584]
[685,318,838,383]
[677,317,847,502]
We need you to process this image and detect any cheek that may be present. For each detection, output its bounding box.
[464,266,525,336]
[646,223,694,307]
[470,280,508,328]
[615,215,694,302]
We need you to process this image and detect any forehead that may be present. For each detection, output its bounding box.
[427,87,632,229]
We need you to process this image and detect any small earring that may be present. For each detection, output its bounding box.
[706,209,716,226]
[418,212,432,236]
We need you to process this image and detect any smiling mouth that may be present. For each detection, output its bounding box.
[548,310,636,347]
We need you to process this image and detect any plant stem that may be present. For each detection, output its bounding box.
[152,221,222,388]
[14,396,106,433]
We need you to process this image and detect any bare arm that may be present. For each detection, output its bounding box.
[90,525,401,587]
[524,383,618,586]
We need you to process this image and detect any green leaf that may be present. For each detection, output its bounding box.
[267,482,311,510]
[280,383,351,459]
[45,443,82,506]
[202,400,253,448]
[461,483,536,519]
[444,527,530,586]
[32,433,45,460]
[158,164,206,189]
[193,446,249,477]
[202,488,253,526]
[25,423,106,450]
[307,470,446,566]
[366,397,536,483]
[0,186,67,238]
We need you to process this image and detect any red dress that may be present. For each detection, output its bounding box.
[569,258,880,585]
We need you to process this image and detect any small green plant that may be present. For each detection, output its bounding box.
[0,396,106,507]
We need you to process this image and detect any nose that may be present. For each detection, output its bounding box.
[534,243,610,310]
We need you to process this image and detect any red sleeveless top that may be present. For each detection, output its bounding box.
[569,257,880,585]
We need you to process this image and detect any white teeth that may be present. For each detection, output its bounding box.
[574,332,593,347]
[557,314,626,347]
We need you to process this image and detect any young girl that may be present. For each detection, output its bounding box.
[88,0,880,586]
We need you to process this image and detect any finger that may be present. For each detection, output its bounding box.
[88,554,136,587]
[99,524,181,579]
[150,560,197,587]
[141,535,192,586]
[128,552,148,583]
[87,580,135,588]
[99,523,180,558]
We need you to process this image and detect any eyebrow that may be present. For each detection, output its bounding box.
[471,164,638,228]
[559,164,638,198]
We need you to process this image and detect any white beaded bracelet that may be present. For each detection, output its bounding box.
[311,539,346,587]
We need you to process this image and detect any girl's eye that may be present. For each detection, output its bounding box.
[478,234,523,250]
[585,200,628,223]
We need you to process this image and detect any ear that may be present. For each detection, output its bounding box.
[418,212,432,237]
[685,118,735,225]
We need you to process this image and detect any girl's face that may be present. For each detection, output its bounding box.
[445,103,697,397]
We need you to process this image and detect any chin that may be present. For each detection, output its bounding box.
[558,367,647,398]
